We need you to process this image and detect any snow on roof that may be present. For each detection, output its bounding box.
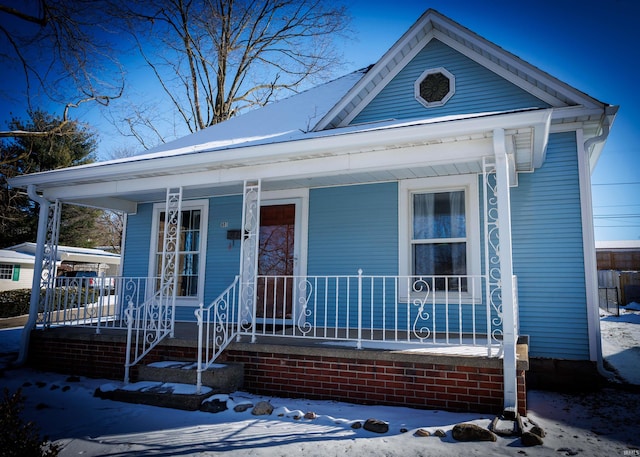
[136,69,368,160]
[8,242,120,259]
[596,240,640,251]
[0,249,35,264]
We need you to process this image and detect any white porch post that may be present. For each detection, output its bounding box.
[17,187,61,365]
[160,187,182,338]
[238,180,261,342]
[493,129,519,415]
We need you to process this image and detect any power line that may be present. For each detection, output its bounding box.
[592,181,640,186]
[593,204,640,208]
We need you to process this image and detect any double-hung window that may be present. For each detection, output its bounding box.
[150,200,208,303]
[412,190,467,291]
[399,175,480,301]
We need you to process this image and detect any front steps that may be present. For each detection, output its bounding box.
[95,361,244,410]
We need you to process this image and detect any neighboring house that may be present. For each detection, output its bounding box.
[0,243,120,292]
[0,249,35,291]
[8,9,617,416]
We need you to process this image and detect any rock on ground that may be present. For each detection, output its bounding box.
[452,423,497,442]
[363,418,389,434]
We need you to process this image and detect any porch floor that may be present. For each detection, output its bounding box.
[38,322,528,363]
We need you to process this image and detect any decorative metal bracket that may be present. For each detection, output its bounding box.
[238,180,261,340]
[483,157,503,351]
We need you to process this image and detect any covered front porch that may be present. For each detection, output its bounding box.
[14,109,553,416]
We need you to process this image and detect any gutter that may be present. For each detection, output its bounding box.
[16,185,51,365]
[584,105,619,172]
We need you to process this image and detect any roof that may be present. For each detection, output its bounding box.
[0,249,36,264]
[139,69,368,159]
[6,243,120,265]
[596,240,640,251]
[7,9,616,210]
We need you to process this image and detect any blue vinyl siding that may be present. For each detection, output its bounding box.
[307,183,398,329]
[122,203,153,278]
[308,182,398,276]
[352,39,550,125]
[203,195,242,304]
[122,196,243,321]
[512,132,589,360]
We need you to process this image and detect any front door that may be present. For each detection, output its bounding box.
[256,204,295,322]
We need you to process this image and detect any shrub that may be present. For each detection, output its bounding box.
[0,388,59,457]
[0,290,32,318]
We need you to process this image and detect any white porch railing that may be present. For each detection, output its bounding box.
[123,277,176,383]
[43,276,154,332]
[196,271,508,393]
[194,276,240,391]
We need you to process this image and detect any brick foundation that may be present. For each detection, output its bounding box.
[26,328,527,415]
[220,344,527,415]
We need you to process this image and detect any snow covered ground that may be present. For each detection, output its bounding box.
[0,306,639,457]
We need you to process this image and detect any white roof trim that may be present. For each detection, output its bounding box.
[12,109,552,201]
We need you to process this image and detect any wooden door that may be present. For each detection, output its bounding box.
[256,204,295,320]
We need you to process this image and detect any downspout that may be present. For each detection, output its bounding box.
[16,185,51,365]
[582,106,616,380]
[583,106,615,156]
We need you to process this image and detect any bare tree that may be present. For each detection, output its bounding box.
[111,0,351,145]
[0,0,124,138]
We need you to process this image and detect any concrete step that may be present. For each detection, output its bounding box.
[95,381,216,411]
[94,361,244,411]
[137,361,244,393]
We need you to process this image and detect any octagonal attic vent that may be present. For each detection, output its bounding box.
[415,67,455,108]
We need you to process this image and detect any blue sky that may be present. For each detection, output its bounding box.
[1,0,638,240]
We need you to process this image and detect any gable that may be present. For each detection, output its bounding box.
[350,39,550,126]
[315,9,609,132]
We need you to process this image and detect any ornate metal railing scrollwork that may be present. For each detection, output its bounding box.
[295,277,313,336]
[238,180,261,338]
[483,158,504,353]
[410,277,433,342]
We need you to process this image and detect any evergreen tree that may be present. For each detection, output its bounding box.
[0,110,100,248]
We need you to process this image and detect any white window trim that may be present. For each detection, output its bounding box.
[148,199,209,306]
[398,174,481,303]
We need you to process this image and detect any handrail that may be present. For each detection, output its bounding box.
[195,276,240,393]
[124,278,175,383]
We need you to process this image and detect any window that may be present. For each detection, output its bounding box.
[415,67,455,108]
[0,264,14,280]
[412,190,467,291]
[399,175,480,300]
[0,264,20,281]
[150,200,208,301]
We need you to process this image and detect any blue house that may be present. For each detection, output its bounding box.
[10,9,617,416]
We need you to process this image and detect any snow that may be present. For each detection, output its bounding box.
[137,69,367,159]
[1,311,639,456]
[600,302,640,385]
